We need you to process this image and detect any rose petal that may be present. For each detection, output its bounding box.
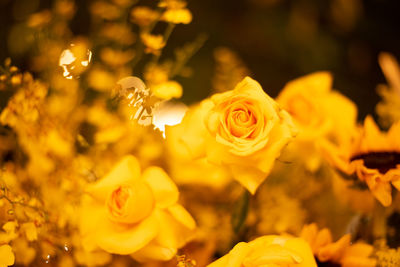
[87,155,141,201]
[142,167,179,208]
[229,165,266,194]
[95,209,159,255]
[167,204,196,230]
[131,242,177,262]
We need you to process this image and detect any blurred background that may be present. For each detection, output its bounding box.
[1,0,399,118]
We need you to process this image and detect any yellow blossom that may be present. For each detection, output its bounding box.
[166,77,297,194]
[27,10,52,28]
[276,72,358,172]
[0,221,18,243]
[0,245,15,267]
[207,235,317,267]
[144,65,169,85]
[141,34,166,55]
[80,155,196,261]
[100,48,135,67]
[159,0,187,10]
[100,23,136,45]
[88,67,116,92]
[12,239,36,266]
[321,116,400,206]
[161,9,192,24]
[130,7,160,27]
[152,80,183,100]
[277,71,357,141]
[90,1,121,20]
[21,222,37,241]
[376,52,400,127]
[300,224,376,266]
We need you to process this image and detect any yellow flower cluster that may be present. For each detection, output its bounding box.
[2,0,400,266]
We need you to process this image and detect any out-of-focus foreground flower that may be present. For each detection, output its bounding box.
[207,235,317,267]
[80,155,196,261]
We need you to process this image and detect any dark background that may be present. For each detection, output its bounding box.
[1,0,400,119]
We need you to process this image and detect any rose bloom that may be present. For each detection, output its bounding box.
[166,77,297,194]
[207,235,317,267]
[275,72,357,172]
[79,155,196,261]
[277,72,357,141]
[321,116,400,207]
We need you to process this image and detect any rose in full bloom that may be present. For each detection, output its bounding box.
[166,77,297,193]
[207,235,317,267]
[79,155,196,262]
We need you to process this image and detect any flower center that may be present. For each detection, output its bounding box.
[316,259,341,267]
[106,183,154,224]
[350,151,400,174]
[224,101,259,139]
[286,96,316,125]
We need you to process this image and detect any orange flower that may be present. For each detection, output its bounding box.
[321,116,400,206]
[300,224,376,267]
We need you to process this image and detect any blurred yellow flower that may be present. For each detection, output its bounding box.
[161,9,192,24]
[321,116,400,206]
[159,0,187,10]
[80,155,196,261]
[130,7,160,27]
[277,71,357,141]
[141,34,166,55]
[152,80,183,100]
[207,235,317,267]
[27,10,52,28]
[276,72,358,172]
[100,23,136,45]
[167,77,297,194]
[376,52,400,127]
[144,65,169,85]
[300,223,376,267]
[12,239,36,266]
[100,48,135,67]
[0,245,15,267]
[90,1,121,20]
[88,67,116,92]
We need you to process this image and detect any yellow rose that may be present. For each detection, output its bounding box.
[166,77,297,193]
[277,72,357,141]
[79,155,196,262]
[275,72,357,172]
[207,235,317,267]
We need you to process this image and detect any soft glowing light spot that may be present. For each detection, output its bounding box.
[59,44,92,79]
[45,254,51,264]
[153,101,187,138]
